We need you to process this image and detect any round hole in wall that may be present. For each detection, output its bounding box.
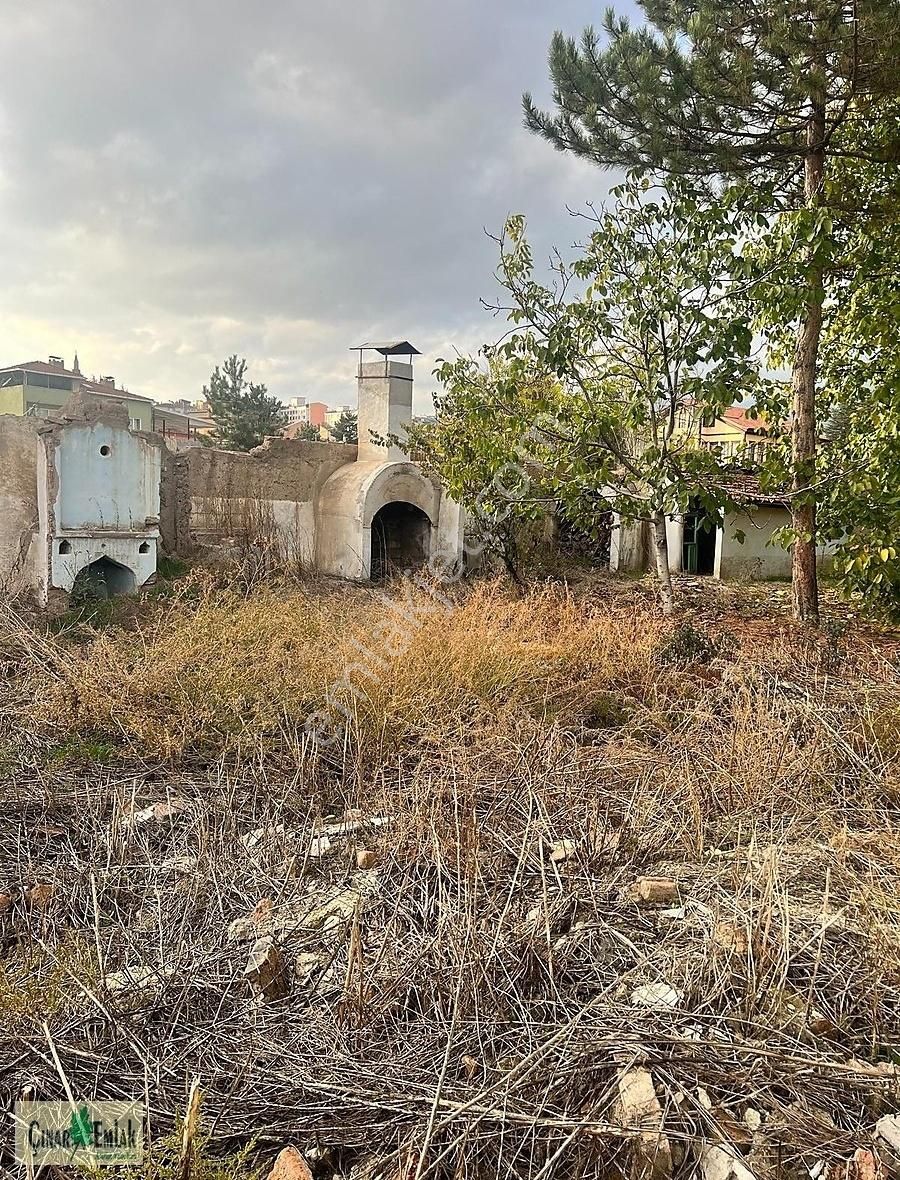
[138,541,150,554]
[99,444,111,456]
[58,540,72,554]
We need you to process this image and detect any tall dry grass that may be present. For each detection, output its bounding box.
[11,579,664,765]
[2,577,900,1176]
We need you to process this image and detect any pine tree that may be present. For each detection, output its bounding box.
[524,0,900,622]
[329,410,358,444]
[204,355,285,451]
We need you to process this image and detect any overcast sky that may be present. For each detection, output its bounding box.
[0,1,634,413]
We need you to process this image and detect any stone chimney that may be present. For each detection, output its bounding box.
[352,341,420,463]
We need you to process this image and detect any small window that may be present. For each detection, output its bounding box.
[99,444,111,456]
[58,540,72,554]
[138,541,150,554]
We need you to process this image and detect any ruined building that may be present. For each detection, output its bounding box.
[0,342,464,602]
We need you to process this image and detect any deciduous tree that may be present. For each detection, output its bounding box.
[414,181,774,614]
[524,0,900,622]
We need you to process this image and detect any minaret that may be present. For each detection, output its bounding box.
[72,351,81,375]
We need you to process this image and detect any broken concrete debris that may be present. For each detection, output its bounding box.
[631,982,683,1010]
[244,936,290,1001]
[614,1066,673,1179]
[126,797,189,826]
[630,876,680,905]
[699,1144,757,1180]
[266,1147,313,1180]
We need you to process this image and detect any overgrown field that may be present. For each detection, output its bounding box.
[1,573,899,1180]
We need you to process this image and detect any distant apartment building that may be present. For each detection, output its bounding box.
[0,356,210,449]
[0,357,154,430]
[283,396,309,426]
[308,402,328,429]
[325,404,353,430]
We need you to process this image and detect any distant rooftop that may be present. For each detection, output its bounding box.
[0,359,153,403]
[350,340,421,357]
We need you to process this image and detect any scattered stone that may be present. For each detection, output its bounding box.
[319,814,390,838]
[461,1054,479,1079]
[614,1066,673,1179]
[252,898,275,926]
[128,798,189,826]
[159,854,198,875]
[245,936,290,1001]
[631,982,682,1010]
[356,848,378,870]
[548,838,578,863]
[266,1147,313,1180]
[744,1108,763,1133]
[700,1144,757,1180]
[309,834,332,858]
[228,915,257,942]
[104,965,174,997]
[26,883,55,910]
[631,877,680,905]
[303,889,359,930]
[875,1115,900,1170]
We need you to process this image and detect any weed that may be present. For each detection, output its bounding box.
[653,621,732,667]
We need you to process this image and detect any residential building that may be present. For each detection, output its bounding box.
[308,402,327,429]
[283,396,309,426]
[152,401,215,448]
[325,404,353,431]
[700,406,771,463]
[0,357,154,430]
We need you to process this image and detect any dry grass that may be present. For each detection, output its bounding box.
[7,578,664,766]
[1,575,899,1179]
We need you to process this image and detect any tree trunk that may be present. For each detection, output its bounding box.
[790,85,827,624]
[652,512,676,617]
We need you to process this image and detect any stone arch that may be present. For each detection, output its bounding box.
[71,555,136,600]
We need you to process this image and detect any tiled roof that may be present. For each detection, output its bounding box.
[721,469,789,508]
[720,406,768,433]
[0,361,153,403]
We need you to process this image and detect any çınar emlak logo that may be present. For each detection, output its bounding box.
[14,1100,144,1165]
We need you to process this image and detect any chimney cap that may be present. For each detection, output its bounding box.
[350,340,420,357]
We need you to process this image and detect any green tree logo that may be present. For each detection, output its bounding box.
[70,1106,93,1148]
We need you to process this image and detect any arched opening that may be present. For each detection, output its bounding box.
[370,502,431,581]
[70,556,137,602]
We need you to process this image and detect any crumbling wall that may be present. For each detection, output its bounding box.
[0,415,41,594]
[173,438,358,562]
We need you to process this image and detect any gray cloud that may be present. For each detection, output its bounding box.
[0,0,632,412]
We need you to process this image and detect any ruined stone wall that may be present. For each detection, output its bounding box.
[171,438,358,561]
[0,415,41,594]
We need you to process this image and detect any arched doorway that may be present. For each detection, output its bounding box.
[370,502,431,581]
[71,556,137,601]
